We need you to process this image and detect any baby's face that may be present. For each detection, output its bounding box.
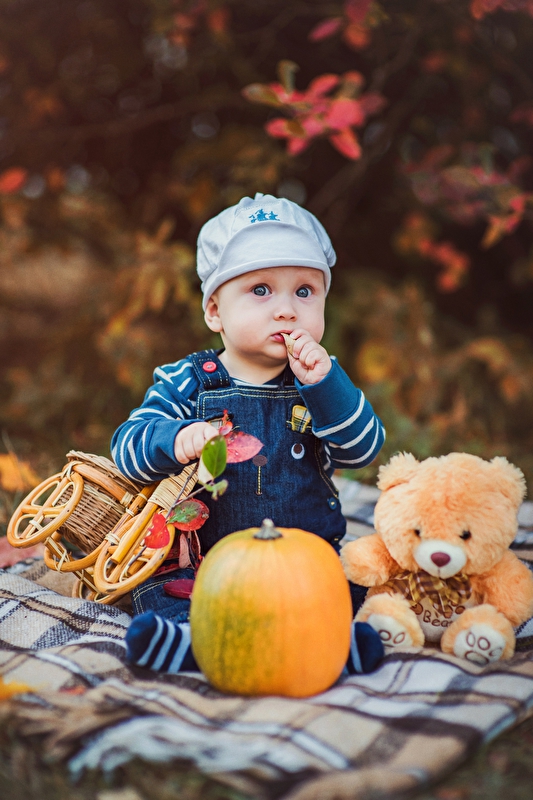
[205,266,326,371]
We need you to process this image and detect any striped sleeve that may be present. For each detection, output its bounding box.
[110,357,203,483]
[296,359,385,470]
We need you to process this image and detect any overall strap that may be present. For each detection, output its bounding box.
[189,349,232,390]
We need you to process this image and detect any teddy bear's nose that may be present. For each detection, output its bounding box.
[431,552,451,567]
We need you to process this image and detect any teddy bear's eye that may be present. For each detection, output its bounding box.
[413,529,421,537]
[460,530,472,540]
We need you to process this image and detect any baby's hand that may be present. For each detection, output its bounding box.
[283,329,332,385]
[174,422,219,464]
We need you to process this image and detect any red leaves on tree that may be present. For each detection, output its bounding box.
[144,512,171,549]
[470,0,533,20]
[345,0,373,24]
[511,103,533,127]
[395,214,470,292]
[308,74,341,98]
[400,143,533,280]
[0,168,27,194]
[244,66,384,160]
[309,1,375,50]
[329,128,362,160]
[326,98,365,129]
[207,7,230,36]
[309,17,343,42]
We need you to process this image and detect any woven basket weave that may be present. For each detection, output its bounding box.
[54,451,145,554]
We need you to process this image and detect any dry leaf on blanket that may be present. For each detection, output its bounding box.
[0,676,32,700]
[0,536,44,567]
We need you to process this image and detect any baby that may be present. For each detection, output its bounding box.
[112,193,386,675]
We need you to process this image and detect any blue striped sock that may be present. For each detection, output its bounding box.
[125,611,199,673]
[345,621,384,674]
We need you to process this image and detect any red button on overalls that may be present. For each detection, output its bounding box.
[202,361,217,373]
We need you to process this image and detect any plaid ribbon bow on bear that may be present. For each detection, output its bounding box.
[382,570,472,616]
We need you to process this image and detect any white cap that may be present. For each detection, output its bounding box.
[197,193,336,309]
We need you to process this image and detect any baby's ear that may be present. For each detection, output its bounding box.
[204,294,223,333]
[377,452,420,491]
[490,456,527,508]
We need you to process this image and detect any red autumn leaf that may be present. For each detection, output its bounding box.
[225,431,264,463]
[265,117,296,137]
[309,17,344,42]
[164,578,195,599]
[422,51,450,73]
[207,7,230,35]
[345,0,372,24]
[343,22,371,49]
[287,138,310,155]
[0,167,27,194]
[509,194,527,213]
[438,271,462,292]
[329,128,362,159]
[325,98,365,130]
[470,0,500,20]
[358,92,387,116]
[60,686,87,695]
[144,512,171,548]
[219,409,233,436]
[302,115,327,137]
[511,103,533,126]
[0,536,44,568]
[168,498,209,531]
[307,73,341,98]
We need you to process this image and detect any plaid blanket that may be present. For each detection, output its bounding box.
[2,561,533,800]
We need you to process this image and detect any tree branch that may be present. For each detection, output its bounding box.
[309,75,433,220]
[6,91,240,147]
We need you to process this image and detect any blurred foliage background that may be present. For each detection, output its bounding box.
[2,0,533,526]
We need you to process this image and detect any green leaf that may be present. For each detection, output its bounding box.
[277,60,299,93]
[199,434,227,481]
[241,83,283,107]
[201,479,228,499]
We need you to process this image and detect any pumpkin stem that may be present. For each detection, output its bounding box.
[253,519,283,540]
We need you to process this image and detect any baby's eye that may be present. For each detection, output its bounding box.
[252,284,270,296]
[296,286,311,298]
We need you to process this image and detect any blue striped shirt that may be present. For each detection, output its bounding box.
[111,355,386,483]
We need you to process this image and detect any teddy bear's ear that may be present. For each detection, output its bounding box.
[490,456,527,507]
[377,452,420,491]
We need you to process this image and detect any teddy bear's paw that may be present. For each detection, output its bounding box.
[366,613,414,648]
[453,624,506,665]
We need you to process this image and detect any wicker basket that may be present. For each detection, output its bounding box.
[55,452,147,553]
[7,451,199,604]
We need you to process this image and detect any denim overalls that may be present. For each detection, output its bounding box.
[131,349,366,621]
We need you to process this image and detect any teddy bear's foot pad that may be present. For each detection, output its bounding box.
[453,624,506,665]
[367,613,414,648]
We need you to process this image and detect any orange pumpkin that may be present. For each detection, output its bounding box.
[190,519,352,697]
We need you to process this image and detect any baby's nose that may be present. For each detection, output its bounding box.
[274,301,297,319]
[431,552,451,567]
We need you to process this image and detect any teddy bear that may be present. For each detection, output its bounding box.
[340,452,533,665]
